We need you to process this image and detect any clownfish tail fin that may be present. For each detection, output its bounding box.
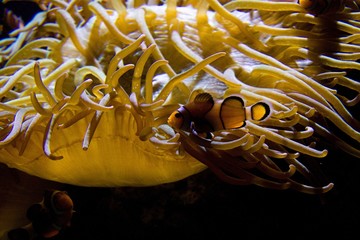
[250,102,271,121]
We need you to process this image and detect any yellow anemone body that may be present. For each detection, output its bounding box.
[0,109,206,186]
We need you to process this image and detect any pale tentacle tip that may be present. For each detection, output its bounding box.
[319,149,328,158]
[288,164,297,177]
[47,154,64,160]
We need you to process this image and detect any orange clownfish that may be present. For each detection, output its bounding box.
[167,93,271,134]
[26,190,74,239]
[3,190,74,240]
[298,0,359,15]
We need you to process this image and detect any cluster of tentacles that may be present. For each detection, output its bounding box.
[0,0,359,193]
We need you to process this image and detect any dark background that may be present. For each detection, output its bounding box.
[1,2,360,240]
[0,1,41,38]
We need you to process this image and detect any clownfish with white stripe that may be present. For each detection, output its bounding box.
[26,190,74,238]
[298,0,360,15]
[3,190,74,240]
[167,92,271,136]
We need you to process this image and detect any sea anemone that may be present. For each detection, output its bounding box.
[0,0,359,198]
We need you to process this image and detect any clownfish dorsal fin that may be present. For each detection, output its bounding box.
[250,102,271,121]
[220,96,246,129]
[185,92,215,117]
[189,89,204,102]
[193,92,214,104]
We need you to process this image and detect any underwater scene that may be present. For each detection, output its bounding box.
[0,0,360,239]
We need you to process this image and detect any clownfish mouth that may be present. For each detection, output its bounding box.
[0,0,359,195]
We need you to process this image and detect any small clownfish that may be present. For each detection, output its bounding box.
[26,190,74,239]
[167,92,271,135]
[298,0,359,15]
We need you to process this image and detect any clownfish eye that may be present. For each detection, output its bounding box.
[168,111,184,129]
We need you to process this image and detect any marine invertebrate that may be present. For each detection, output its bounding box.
[0,0,359,196]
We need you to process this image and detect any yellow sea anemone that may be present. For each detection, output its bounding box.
[0,0,359,199]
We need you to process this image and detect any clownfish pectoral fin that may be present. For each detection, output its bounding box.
[41,228,60,239]
[220,96,246,129]
[190,121,214,139]
[250,102,271,121]
[192,119,214,138]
